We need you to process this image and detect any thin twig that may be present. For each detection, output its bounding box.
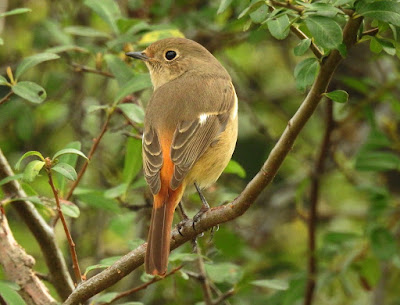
[71,63,114,78]
[196,245,213,305]
[63,16,363,305]
[362,28,379,37]
[290,27,324,59]
[304,100,334,305]
[212,289,235,305]
[65,112,112,200]
[46,162,82,285]
[102,265,183,305]
[270,0,304,13]
[0,91,13,105]
[0,149,74,299]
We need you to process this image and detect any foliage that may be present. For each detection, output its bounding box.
[0,0,399,304]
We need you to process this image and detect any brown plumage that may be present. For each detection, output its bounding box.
[126,37,238,275]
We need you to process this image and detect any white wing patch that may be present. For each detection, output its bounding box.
[199,113,209,125]
[231,85,238,120]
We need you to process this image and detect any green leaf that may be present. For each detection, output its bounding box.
[128,238,145,250]
[0,8,31,18]
[324,90,349,103]
[64,26,111,38]
[15,151,44,170]
[168,252,201,262]
[294,38,312,56]
[84,0,122,34]
[23,160,45,182]
[356,1,400,27]
[51,163,77,181]
[45,45,89,54]
[304,16,343,50]
[88,105,109,113]
[52,148,88,161]
[104,54,135,86]
[0,174,23,186]
[12,81,47,104]
[323,231,360,245]
[249,3,269,24]
[205,262,243,284]
[94,292,118,303]
[251,279,289,290]
[15,53,59,79]
[294,57,319,91]
[238,1,264,19]
[55,142,81,196]
[370,37,383,54]
[114,74,152,103]
[355,151,400,171]
[377,38,396,56]
[369,227,397,260]
[123,138,143,185]
[303,3,343,18]
[9,196,43,206]
[267,14,290,40]
[74,188,120,212]
[0,281,26,305]
[118,103,145,124]
[223,160,246,178]
[104,183,128,198]
[217,0,233,14]
[0,75,9,86]
[61,203,80,218]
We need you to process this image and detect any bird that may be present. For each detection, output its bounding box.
[126,37,238,276]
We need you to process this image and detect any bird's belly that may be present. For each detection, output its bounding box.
[183,116,238,190]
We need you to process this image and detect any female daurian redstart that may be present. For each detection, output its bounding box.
[126,38,238,276]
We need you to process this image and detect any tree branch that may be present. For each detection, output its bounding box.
[63,15,363,305]
[0,211,57,305]
[303,100,334,305]
[0,149,74,300]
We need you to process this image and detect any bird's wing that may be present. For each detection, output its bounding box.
[169,82,236,190]
[142,127,163,195]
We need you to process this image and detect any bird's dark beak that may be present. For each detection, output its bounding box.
[125,51,149,61]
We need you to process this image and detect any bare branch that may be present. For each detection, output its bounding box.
[304,100,334,305]
[63,15,363,305]
[0,149,74,300]
[0,212,57,305]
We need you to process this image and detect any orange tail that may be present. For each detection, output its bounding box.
[145,191,178,275]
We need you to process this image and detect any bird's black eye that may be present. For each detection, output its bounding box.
[165,50,177,60]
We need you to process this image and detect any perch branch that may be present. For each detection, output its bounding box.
[63,15,363,305]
